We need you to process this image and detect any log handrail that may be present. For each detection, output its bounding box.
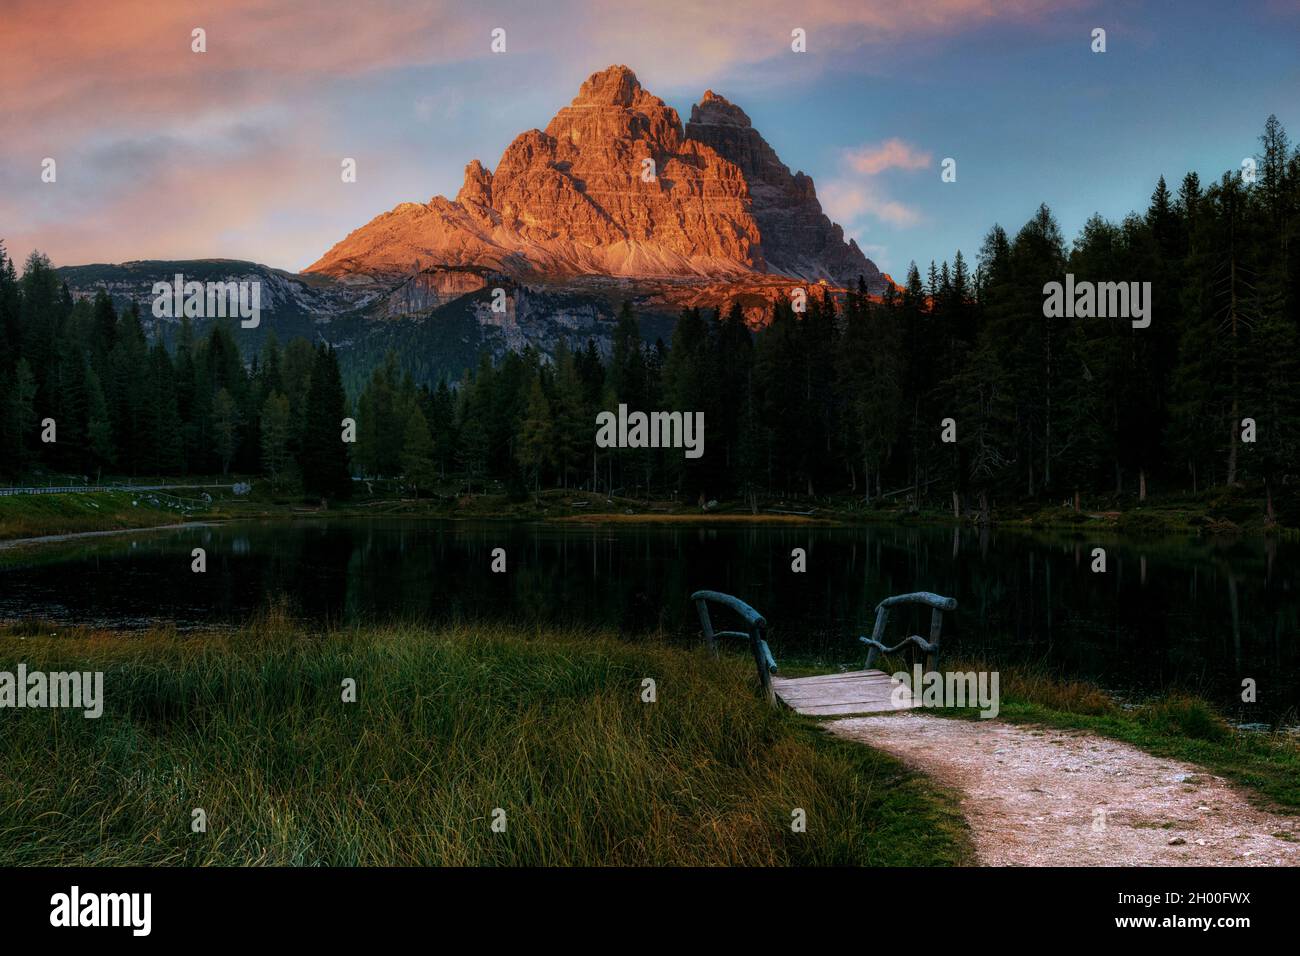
[860,591,958,671]
[690,590,777,707]
[876,591,957,613]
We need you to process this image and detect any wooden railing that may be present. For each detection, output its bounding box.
[690,590,778,707]
[860,591,958,672]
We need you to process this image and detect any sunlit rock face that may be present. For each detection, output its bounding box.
[685,90,881,289]
[306,66,882,293]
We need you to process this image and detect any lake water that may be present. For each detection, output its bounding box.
[1,519,1296,723]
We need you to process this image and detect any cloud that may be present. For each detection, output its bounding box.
[819,136,931,231]
[1,0,1082,139]
[820,180,922,228]
[0,0,1080,269]
[843,139,932,175]
[0,0,481,145]
[578,0,1087,87]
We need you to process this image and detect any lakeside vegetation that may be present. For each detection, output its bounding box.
[0,490,193,543]
[2,477,1292,546]
[0,617,971,866]
[3,616,1293,865]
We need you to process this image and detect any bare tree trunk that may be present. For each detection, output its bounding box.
[1045,324,1052,490]
[1227,401,1239,486]
[1226,199,1242,486]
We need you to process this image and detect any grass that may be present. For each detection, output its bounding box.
[0,491,194,543]
[930,661,1300,812]
[0,615,971,866]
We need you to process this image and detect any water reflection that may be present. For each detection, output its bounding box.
[0,519,1295,721]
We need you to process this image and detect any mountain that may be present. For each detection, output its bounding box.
[685,90,876,287]
[56,66,885,389]
[306,65,883,293]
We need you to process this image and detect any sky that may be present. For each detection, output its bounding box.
[2,0,1299,281]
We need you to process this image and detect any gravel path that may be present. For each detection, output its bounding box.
[829,714,1300,866]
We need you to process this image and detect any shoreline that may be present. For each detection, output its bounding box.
[0,521,215,551]
[3,484,1296,545]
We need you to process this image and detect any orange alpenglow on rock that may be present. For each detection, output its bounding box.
[306,65,882,291]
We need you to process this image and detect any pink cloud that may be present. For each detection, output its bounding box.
[844,139,933,175]
[819,136,931,230]
[820,180,922,228]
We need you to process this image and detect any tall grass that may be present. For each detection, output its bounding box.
[0,616,969,866]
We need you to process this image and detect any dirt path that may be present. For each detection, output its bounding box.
[829,714,1300,866]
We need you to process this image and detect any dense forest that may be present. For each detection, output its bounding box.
[1,116,1297,520]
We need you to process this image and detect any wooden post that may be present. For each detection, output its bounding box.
[927,607,944,672]
[865,607,889,669]
[695,598,718,657]
[751,623,776,708]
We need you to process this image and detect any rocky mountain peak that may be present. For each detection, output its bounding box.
[456,159,493,208]
[570,64,647,107]
[689,90,752,129]
[306,66,881,293]
[685,89,879,288]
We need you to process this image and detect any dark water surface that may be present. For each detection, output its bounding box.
[1,519,1296,722]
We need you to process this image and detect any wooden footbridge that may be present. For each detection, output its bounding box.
[691,589,957,716]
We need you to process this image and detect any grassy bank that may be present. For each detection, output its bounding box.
[0,618,971,866]
[0,491,193,543]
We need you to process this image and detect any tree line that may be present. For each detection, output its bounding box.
[2,115,1296,519]
[0,256,351,498]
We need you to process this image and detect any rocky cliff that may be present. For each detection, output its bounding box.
[685,90,879,288]
[306,65,882,293]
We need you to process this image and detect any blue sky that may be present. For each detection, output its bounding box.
[2,0,1297,280]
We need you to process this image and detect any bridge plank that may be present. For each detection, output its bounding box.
[771,669,917,716]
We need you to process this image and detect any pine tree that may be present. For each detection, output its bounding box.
[401,404,438,497]
[517,376,554,491]
[299,344,352,499]
[260,391,293,489]
[212,387,242,476]
[10,359,37,475]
